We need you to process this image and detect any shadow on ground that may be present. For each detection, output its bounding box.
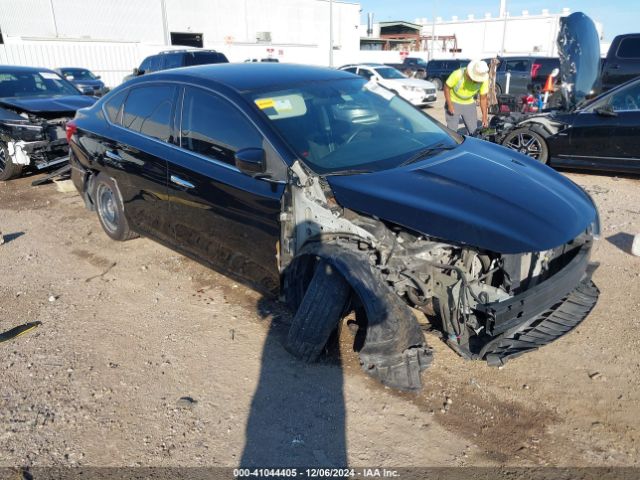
[239,297,347,468]
[606,232,636,255]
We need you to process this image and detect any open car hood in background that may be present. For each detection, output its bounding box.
[557,12,601,108]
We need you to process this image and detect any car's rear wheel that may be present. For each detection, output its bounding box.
[0,143,23,181]
[94,175,138,241]
[501,128,549,164]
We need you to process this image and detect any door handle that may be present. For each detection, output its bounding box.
[170,175,195,189]
[105,150,122,161]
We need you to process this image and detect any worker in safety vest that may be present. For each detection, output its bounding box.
[443,60,490,134]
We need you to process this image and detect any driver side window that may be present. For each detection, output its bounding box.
[608,82,640,111]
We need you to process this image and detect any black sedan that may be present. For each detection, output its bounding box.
[493,76,640,173]
[56,67,108,96]
[68,63,599,391]
[0,66,96,181]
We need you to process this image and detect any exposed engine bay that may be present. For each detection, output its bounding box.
[280,160,599,391]
[0,107,71,179]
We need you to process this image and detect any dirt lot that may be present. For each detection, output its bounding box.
[1,103,639,468]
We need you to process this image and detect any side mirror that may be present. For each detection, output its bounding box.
[95,75,101,80]
[133,68,141,76]
[235,148,266,177]
[594,104,618,117]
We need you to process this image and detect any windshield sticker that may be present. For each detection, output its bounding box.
[39,72,62,80]
[255,94,307,120]
[364,80,395,101]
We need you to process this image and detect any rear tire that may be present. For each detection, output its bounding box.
[501,128,549,164]
[0,143,23,181]
[286,259,351,362]
[94,174,138,241]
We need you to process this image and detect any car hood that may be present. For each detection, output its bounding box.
[390,78,436,89]
[557,12,601,108]
[0,95,96,114]
[327,137,597,254]
[73,79,104,87]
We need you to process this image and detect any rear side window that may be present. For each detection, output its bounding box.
[183,51,228,66]
[163,53,183,69]
[104,89,127,123]
[148,55,163,72]
[506,59,529,72]
[180,87,261,165]
[534,58,560,77]
[617,37,640,59]
[122,85,176,141]
[357,68,373,80]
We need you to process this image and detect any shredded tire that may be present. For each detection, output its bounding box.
[0,143,23,181]
[286,259,351,363]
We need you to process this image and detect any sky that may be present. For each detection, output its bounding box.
[356,0,639,42]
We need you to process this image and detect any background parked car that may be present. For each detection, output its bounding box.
[384,57,429,79]
[0,66,96,180]
[425,58,470,90]
[339,63,437,106]
[56,67,108,96]
[122,49,229,83]
[601,33,640,92]
[488,56,560,95]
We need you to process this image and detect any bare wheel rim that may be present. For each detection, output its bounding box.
[505,132,543,160]
[97,183,119,233]
[0,147,6,173]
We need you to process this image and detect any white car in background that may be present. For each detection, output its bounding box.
[339,63,437,107]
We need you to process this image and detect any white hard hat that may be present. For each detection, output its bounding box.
[467,60,489,83]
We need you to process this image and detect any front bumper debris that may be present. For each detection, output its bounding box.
[480,279,599,366]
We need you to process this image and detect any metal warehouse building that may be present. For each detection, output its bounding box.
[0,0,361,87]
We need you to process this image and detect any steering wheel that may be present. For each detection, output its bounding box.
[625,94,639,110]
[346,126,375,144]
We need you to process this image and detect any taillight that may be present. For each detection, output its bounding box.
[65,120,77,143]
[531,63,542,78]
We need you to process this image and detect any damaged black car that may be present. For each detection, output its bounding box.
[484,12,640,174]
[0,66,97,181]
[68,63,600,391]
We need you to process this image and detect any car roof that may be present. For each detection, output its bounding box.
[137,63,356,92]
[0,65,57,74]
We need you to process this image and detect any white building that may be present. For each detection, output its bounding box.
[0,0,361,87]
[358,6,606,64]
[414,7,605,59]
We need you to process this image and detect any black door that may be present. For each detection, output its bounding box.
[553,80,640,172]
[603,36,640,89]
[167,86,284,291]
[103,83,178,243]
[504,59,530,95]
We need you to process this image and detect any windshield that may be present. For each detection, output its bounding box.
[61,68,96,80]
[248,77,460,175]
[376,67,406,79]
[0,70,81,98]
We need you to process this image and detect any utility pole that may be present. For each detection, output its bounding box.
[160,0,170,45]
[500,0,508,55]
[430,1,435,60]
[329,0,334,67]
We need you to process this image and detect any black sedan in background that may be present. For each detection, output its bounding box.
[56,67,108,96]
[493,76,640,173]
[67,63,599,391]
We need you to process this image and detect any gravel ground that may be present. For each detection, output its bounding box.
[0,98,639,468]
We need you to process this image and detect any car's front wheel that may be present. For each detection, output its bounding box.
[0,143,23,181]
[501,128,549,164]
[94,175,138,241]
